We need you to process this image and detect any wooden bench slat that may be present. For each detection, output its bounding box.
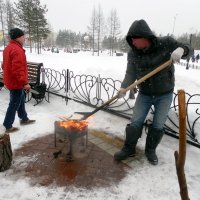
[28,72,38,77]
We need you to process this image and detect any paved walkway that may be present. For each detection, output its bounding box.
[12,129,134,188]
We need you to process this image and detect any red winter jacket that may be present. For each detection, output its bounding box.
[2,40,28,90]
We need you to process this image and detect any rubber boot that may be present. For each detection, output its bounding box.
[114,124,142,161]
[145,126,164,165]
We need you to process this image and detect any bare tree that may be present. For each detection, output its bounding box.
[87,6,97,56]
[96,4,105,56]
[0,0,6,47]
[107,9,121,56]
[5,0,16,33]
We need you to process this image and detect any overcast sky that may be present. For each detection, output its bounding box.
[40,0,200,37]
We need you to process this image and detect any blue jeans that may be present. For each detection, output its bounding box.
[3,90,28,129]
[130,92,173,130]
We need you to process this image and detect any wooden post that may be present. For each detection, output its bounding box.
[0,133,13,172]
[174,89,190,200]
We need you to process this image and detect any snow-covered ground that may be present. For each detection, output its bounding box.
[0,49,200,200]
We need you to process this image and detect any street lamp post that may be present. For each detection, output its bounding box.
[172,14,178,36]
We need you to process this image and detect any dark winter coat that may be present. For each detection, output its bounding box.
[121,19,192,95]
[2,40,28,90]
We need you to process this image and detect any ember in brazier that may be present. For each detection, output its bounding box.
[54,120,88,161]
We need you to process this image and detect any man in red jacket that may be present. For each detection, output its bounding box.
[2,28,35,133]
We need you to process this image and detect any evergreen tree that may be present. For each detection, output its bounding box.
[55,30,80,49]
[14,0,50,53]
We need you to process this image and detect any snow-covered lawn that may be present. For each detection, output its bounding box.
[0,50,200,200]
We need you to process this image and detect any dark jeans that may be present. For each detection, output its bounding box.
[3,89,28,129]
[130,92,173,130]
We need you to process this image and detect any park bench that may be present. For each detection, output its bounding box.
[0,62,47,105]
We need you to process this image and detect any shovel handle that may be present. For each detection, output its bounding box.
[82,59,172,119]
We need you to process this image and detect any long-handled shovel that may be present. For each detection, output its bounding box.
[74,59,172,121]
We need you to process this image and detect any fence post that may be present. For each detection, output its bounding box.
[96,74,101,104]
[174,89,190,200]
[64,69,70,104]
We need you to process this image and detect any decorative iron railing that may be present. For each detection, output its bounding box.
[42,67,200,148]
[179,61,200,70]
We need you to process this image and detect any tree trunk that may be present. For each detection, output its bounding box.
[0,133,13,172]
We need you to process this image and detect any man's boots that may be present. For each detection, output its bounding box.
[145,126,164,165]
[114,124,142,161]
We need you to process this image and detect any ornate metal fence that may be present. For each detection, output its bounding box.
[43,67,200,148]
[179,61,200,70]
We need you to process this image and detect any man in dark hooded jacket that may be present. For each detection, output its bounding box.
[114,19,193,165]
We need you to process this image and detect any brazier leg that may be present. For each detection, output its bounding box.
[66,139,74,161]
